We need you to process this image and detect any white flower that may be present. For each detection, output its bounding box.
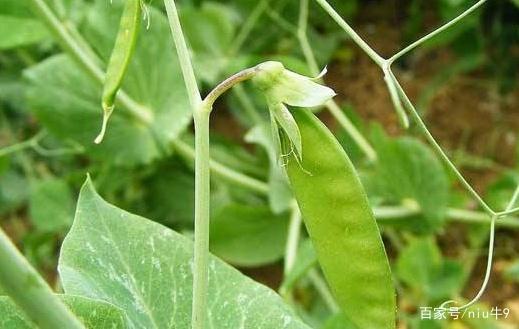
[252,61,336,161]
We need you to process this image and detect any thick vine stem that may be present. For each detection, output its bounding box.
[191,107,211,329]
[0,229,84,329]
[163,1,207,329]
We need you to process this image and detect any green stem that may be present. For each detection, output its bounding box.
[171,139,269,194]
[446,208,519,228]
[203,67,258,109]
[324,101,377,161]
[0,132,44,157]
[376,206,519,228]
[388,0,488,64]
[170,140,519,228]
[297,0,377,161]
[308,269,340,313]
[28,0,152,125]
[388,70,495,216]
[192,109,211,329]
[163,0,201,110]
[0,229,84,329]
[312,0,385,68]
[284,202,302,274]
[163,2,208,328]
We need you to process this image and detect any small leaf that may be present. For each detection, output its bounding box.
[210,204,289,267]
[58,178,311,329]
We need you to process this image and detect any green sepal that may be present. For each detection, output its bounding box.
[269,102,303,161]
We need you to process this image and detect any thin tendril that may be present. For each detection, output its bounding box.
[442,185,519,311]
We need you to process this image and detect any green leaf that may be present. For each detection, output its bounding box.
[58,178,311,329]
[396,239,463,303]
[24,2,191,166]
[366,130,449,232]
[210,204,288,267]
[29,177,74,232]
[0,16,48,49]
[0,295,127,328]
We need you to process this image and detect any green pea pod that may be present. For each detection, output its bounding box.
[96,0,142,144]
[284,110,396,329]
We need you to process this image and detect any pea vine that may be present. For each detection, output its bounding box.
[312,0,519,312]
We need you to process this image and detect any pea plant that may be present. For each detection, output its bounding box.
[0,0,518,328]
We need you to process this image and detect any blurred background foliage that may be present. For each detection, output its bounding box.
[0,0,518,328]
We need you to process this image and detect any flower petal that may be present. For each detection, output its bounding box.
[271,70,336,107]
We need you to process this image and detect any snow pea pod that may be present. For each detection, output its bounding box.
[96,0,141,143]
[284,110,396,329]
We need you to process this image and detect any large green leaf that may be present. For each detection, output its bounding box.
[58,178,311,329]
[24,1,191,165]
[0,295,127,328]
